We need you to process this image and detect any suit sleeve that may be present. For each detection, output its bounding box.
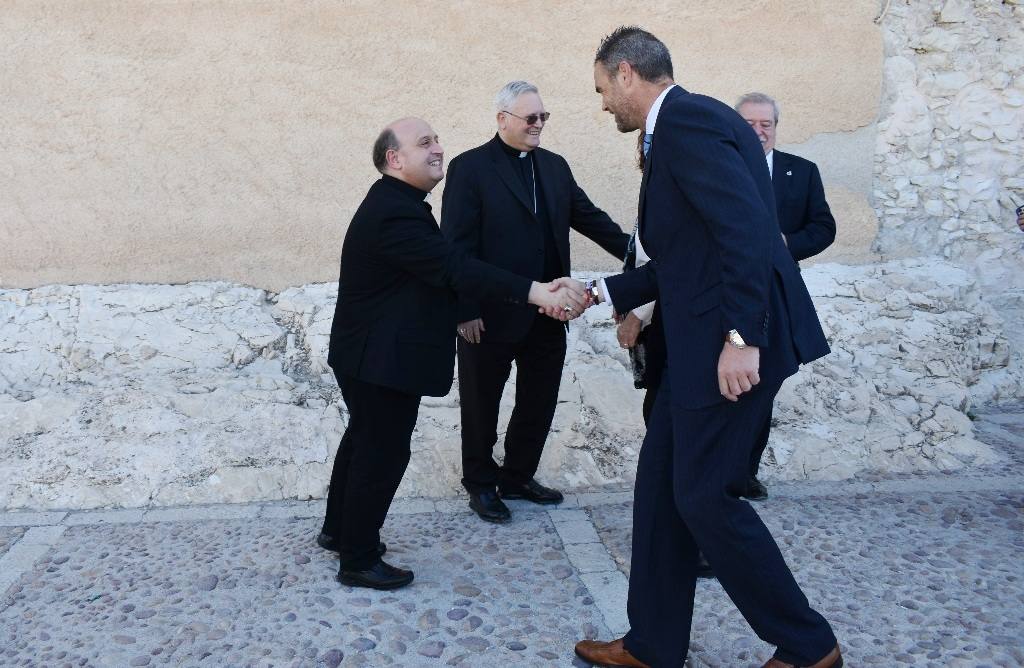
[663,107,772,347]
[603,262,659,313]
[378,213,531,305]
[564,160,630,261]
[439,157,485,322]
[784,163,836,262]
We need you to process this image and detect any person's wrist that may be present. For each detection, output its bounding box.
[585,279,602,304]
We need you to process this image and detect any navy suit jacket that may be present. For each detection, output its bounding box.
[605,87,830,409]
[441,136,629,343]
[328,176,532,397]
[773,150,836,262]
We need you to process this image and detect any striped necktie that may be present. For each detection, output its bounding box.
[642,133,653,157]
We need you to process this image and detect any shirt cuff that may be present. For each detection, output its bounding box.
[632,301,656,328]
[598,278,614,311]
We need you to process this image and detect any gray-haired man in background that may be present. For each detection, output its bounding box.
[735,91,836,501]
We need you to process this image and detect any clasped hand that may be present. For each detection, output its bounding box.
[528,277,590,322]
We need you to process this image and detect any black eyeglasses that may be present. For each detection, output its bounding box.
[502,110,550,125]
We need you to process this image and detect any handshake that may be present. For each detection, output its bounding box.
[527,277,595,322]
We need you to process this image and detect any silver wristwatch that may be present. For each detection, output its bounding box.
[585,279,602,305]
[726,329,747,349]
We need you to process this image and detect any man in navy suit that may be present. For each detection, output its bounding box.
[572,27,842,668]
[735,91,837,501]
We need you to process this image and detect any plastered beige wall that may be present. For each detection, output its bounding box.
[0,1,883,290]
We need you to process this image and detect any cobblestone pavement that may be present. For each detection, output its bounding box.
[1,405,1022,667]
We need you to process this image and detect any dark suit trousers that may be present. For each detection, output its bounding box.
[457,314,566,491]
[623,374,836,667]
[322,372,420,570]
[749,404,774,476]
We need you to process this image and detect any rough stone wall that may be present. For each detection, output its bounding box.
[875,0,1023,260]
[1,264,1018,510]
[873,0,1024,400]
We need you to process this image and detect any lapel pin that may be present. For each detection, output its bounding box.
[786,170,792,176]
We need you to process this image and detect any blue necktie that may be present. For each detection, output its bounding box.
[642,133,653,157]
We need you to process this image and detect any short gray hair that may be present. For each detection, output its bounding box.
[495,80,539,112]
[735,92,780,124]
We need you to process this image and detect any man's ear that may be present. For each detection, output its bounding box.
[385,147,402,171]
[496,111,507,130]
[617,61,632,86]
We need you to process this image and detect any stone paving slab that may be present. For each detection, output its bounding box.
[0,511,608,667]
[589,491,1024,667]
[0,527,26,558]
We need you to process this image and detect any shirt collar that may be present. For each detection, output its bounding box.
[380,173,431,202]
[645,84,677,136]
[496,133,530,158]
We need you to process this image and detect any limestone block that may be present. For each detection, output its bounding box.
[939,0,972,23]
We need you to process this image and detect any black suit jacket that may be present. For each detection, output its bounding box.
[441,136,629,343]
[328,175,533,397]
[605,87,830,409]
[772,150,836,262]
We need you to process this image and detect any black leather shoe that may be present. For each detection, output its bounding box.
[498,478,564,505]
[337,560,413,590]
[468,489,511,523]
[696,551,715,579]
[743,476,769,501]
[317,532,386,557]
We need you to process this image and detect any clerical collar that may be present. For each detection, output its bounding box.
[496,133,530,159]
[380,173,431,201]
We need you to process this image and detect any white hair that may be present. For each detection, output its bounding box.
[495,80,539,112]
[735,92,780,124]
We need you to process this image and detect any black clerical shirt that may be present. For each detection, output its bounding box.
[380,174,432,212]
[496,135,562,282]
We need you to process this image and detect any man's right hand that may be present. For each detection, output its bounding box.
[529,279,587,321]
[457,318,485,344]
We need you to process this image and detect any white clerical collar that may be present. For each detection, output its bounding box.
[645,84,677,136]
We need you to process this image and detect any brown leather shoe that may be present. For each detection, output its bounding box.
[762,645,843,668]
[574,637,650,667]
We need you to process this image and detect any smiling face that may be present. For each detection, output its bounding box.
[593,62,643,133]
[497,91,546,152]
[738,102,777,154]
[387,117,445,191]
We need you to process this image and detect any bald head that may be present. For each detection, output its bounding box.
[372,117,445,192]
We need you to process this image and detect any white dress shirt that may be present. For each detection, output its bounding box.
[600,84,678,311]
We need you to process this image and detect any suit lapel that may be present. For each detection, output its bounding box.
[772,150,787,208]
[637,86,685,243]
[488,139,536,218]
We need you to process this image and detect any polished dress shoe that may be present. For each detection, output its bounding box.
[743,476,769,501]
[762,645,843,668]
[316,532,386,557]
[468,489,512,523]
[498,478,564,505]
[337,559,413,590]
[696,551,715,579]
[574,638,650,667]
